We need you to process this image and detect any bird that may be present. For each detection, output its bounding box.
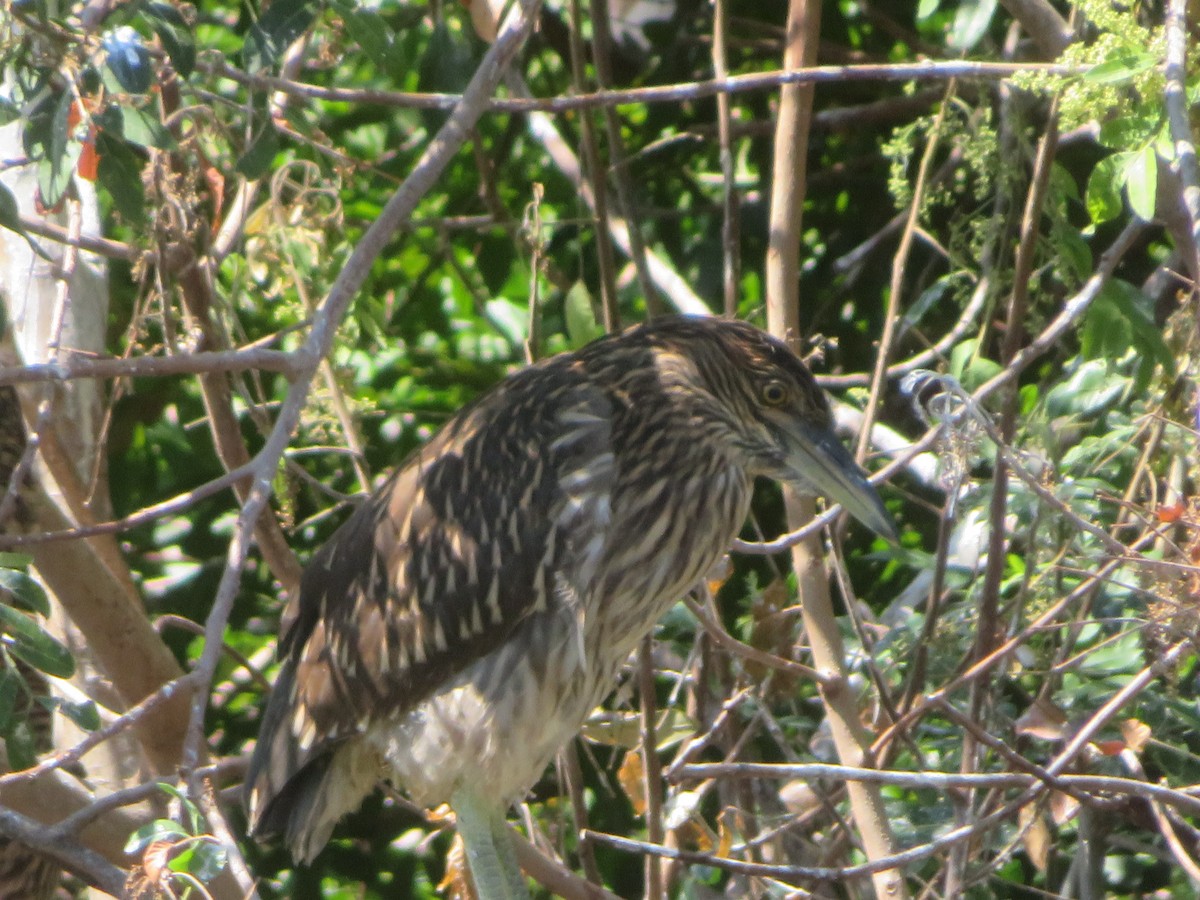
[244,315,895,899]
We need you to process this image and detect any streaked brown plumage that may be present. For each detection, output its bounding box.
[245,315,893,881]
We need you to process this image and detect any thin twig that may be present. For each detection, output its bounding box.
[211,59,1086,115]
[0,345,297,387]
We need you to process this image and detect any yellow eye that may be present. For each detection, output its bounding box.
[761,381,788,406]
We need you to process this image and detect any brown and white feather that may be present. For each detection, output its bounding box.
[245,316,859,863]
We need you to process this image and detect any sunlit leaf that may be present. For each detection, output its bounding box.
[125,819,188,855]
[0,606,75,678]
[244,0,319,73]
[1084,50,1158,84]
[1123,144,1158,221]
[103,27,154,93]
[4,721,36,771]
[1086,154,1126,225]
[144,3,196,77]
[947,0,996,51]
[0,569,49,616]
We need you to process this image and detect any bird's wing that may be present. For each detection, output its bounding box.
[245,360,617,838]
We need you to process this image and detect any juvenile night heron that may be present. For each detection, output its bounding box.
[245,315,894,898]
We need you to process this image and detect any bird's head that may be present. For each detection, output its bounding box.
[642,317,897,542]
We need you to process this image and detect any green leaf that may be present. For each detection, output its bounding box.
[1079,629,1143,677]
[1084,50,1157,85]
[0,569,50,616]
[169,839,228,881]
[59,698,100,732]
[4,721,36,772]
[125,819,189,855]
[1085,154,1125,225]
[144,3,196,77]
[1098,116,1155,151]
[484,298,526,348]
[330,0,393,70]
[121,105,171,150]
[1056,226,1092,282]
[103,27,154,94]
[1049,162,1080,204]
[1094,279,1175,378]
[948,338,1001,391]
[1045,359,1127,417]
[0,669,21,732]
[1018,383,1039,416]
[1123,145,1158,221]
[947,0,996,51]
[0,184,22,236]
[0,606,75,678]
[564,282,603,349]
[244,0,319,73]
[0,98,18,127]
[96,131,146,223]
[236,127,280,179]
[902,273,965,332]
[37,90,80,209]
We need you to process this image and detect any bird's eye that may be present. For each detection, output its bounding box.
[761,381,788,406]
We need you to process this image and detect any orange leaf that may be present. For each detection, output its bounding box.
[77,129,99,182]
[617,748,647,816]
[1120,718,1151,754]
[1156,502,1186,523]
[438,832,476,900]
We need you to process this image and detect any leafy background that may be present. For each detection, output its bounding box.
[1,0,1198,897]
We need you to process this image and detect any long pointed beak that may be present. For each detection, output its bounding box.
[782,421,898,542]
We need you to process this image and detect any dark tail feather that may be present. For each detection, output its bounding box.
[245,660,374,863]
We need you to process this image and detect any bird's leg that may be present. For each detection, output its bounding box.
[451,788,531,900]
[491,805,531,900]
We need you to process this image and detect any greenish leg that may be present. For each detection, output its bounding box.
[492,805,531,899]
[452,789,531,900]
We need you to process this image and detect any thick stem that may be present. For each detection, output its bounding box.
[764,0,907,896]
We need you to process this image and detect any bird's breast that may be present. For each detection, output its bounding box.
[370,455,751,809]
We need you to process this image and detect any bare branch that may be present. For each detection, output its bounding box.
[211,59,1086,115]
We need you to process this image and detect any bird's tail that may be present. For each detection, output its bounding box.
[244,660,375,864]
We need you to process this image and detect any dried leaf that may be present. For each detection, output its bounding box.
[672,817,714,852]
[142,840,173,885]
[1015,696,1068,741]
[1019,804,1051,872]
[1050,790,1080,825]
[778,779,821,817]
[653,708,697,753]
[438,832,476,900]
[716,807,742,858]
[580,708,641,748]
[617,748,647,816]
[666,791,714,851]
[1121,718,1152,753]
[705,554,733,594]
[747,578,800,693]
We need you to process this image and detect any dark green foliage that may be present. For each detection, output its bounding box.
[2,0,1198,896]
